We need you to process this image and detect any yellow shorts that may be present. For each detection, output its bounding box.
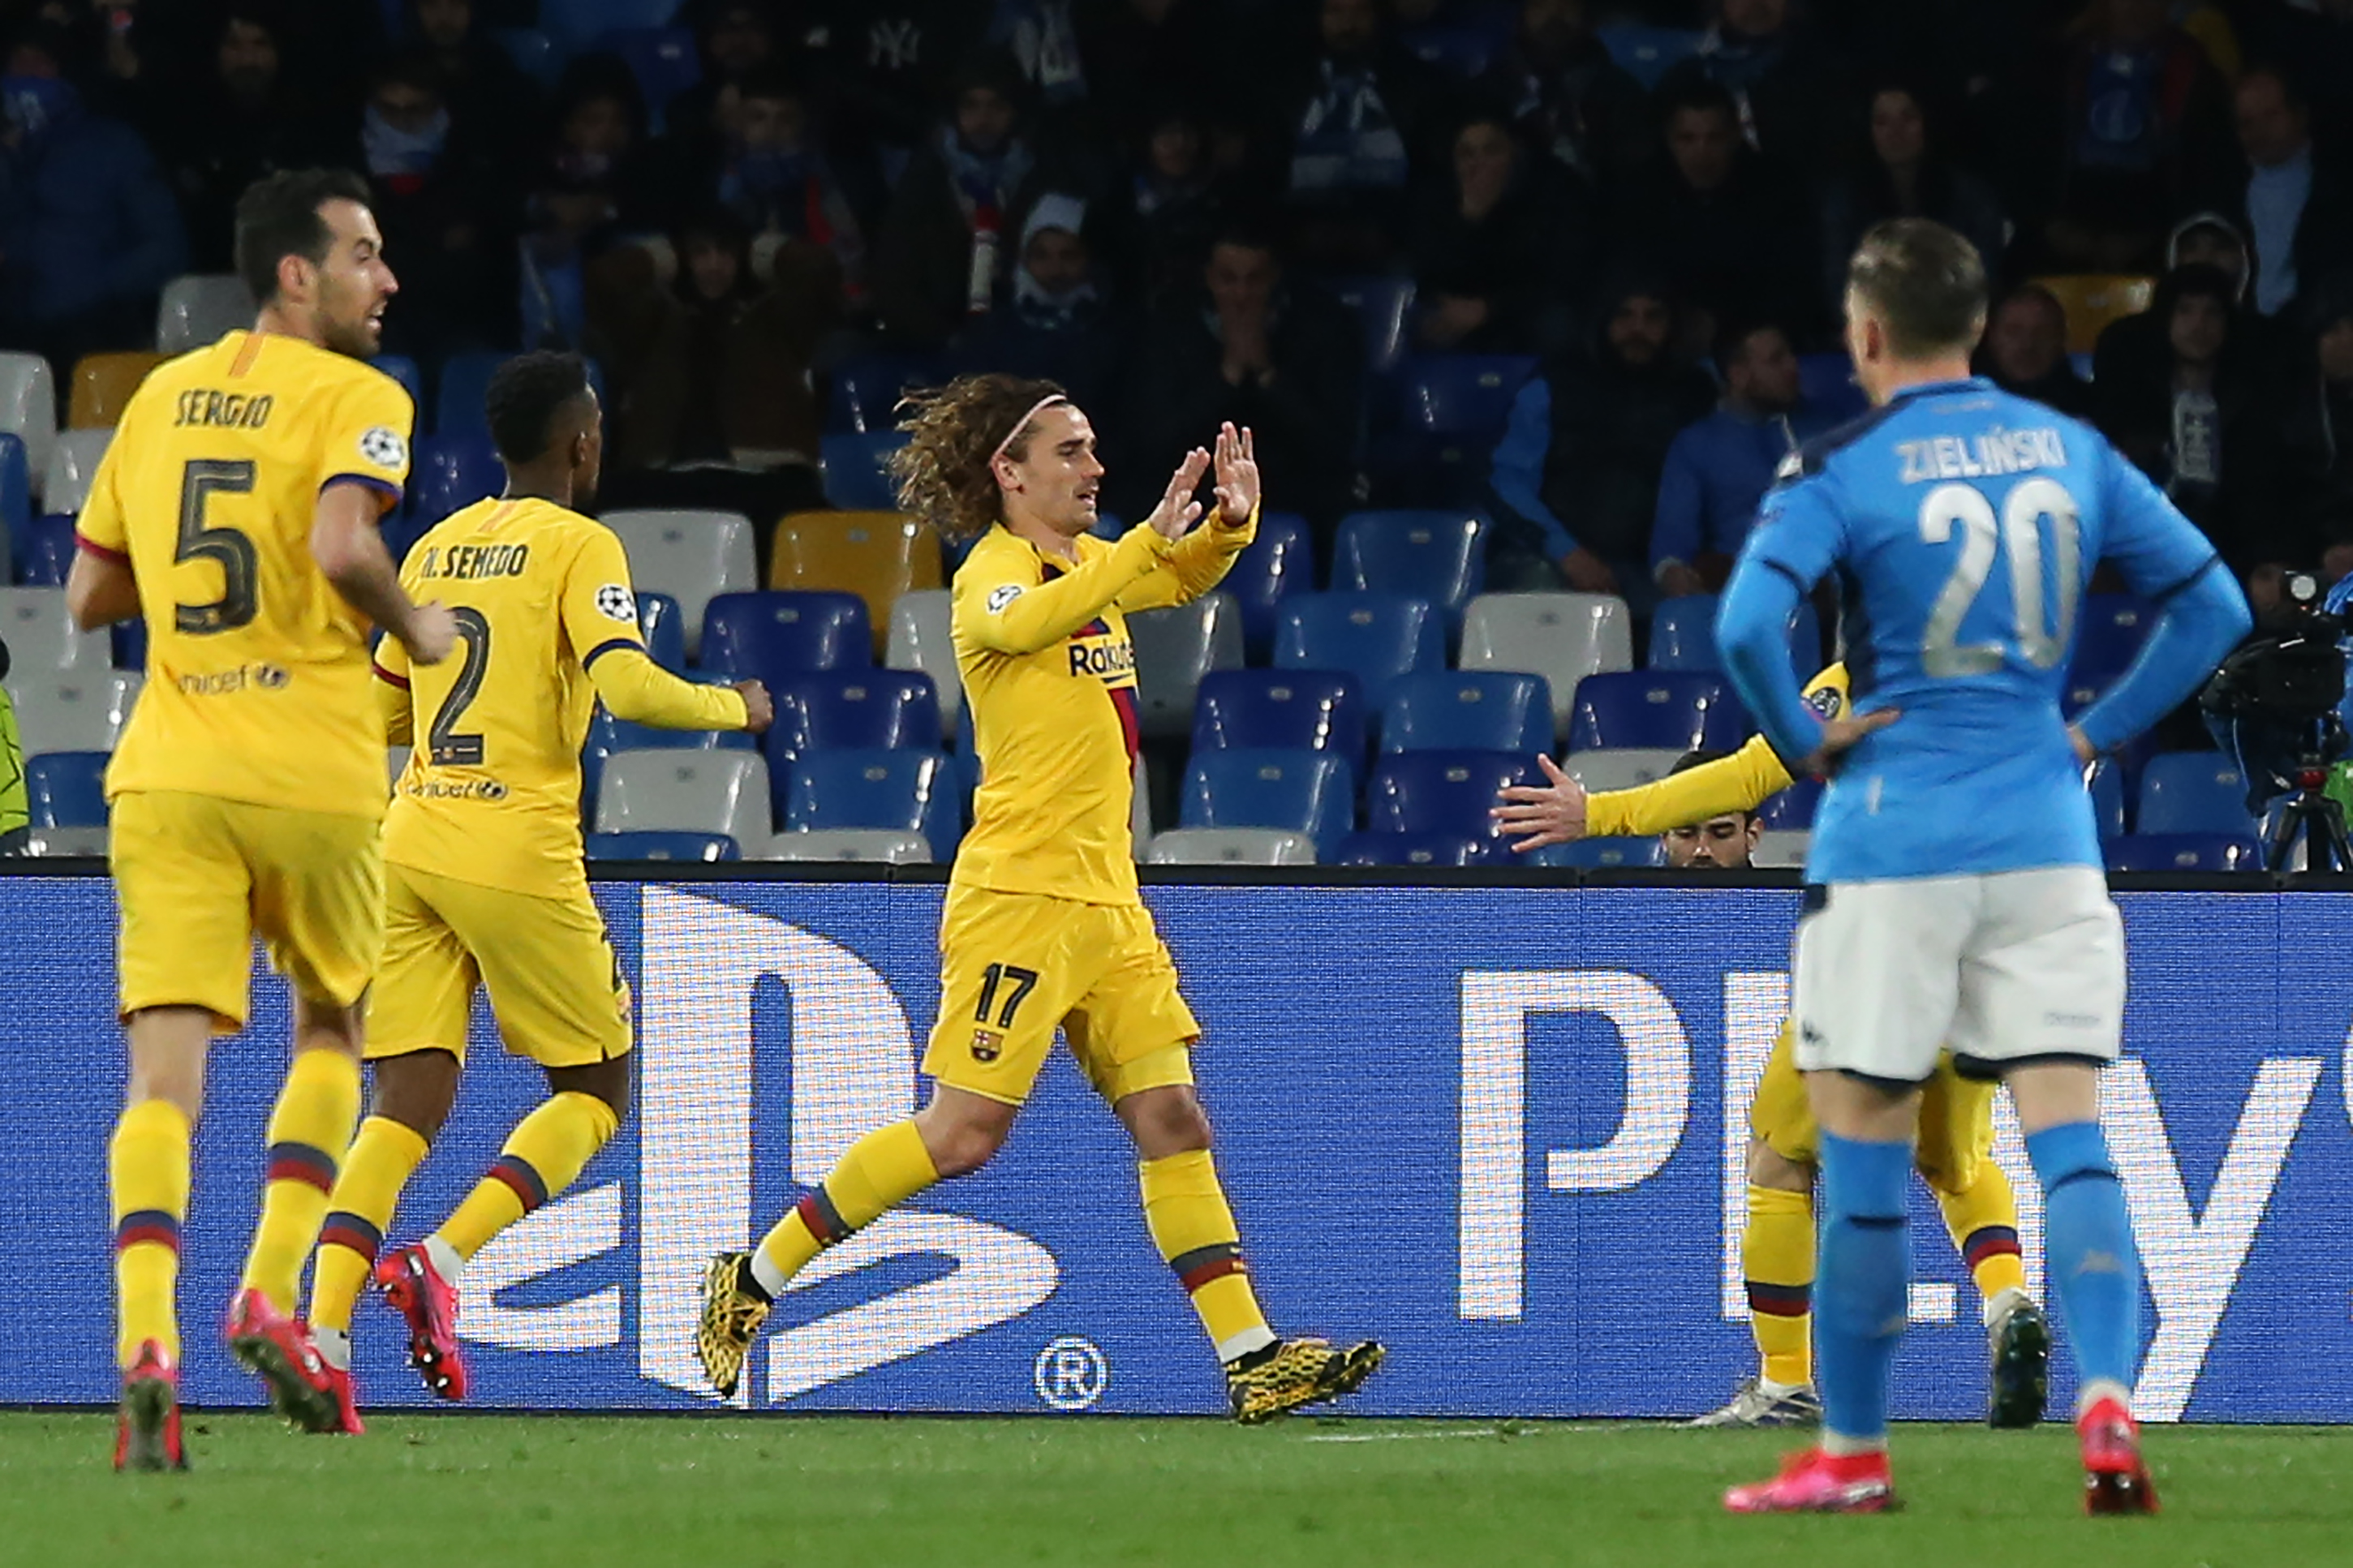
[111,789,384,1031]
[1751,1018,1995,1193]
[366,862,631,1069]
[920,884,1200,1106]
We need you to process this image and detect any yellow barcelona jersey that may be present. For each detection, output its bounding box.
[375,496,746,900]
[951,514,1254,904]
[1585,663,1852,836]
[75,329,415,817]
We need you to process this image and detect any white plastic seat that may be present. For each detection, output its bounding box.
[155,274,253,354]
[0,352,58,498]
[1128,591,1243,739]
[1459,593,1633,737]
[1559,747,1688,793]
[759,828,932,863]
[1753,830,1810,869]
[1146,827,1317,866]
[0,587,111,670]
[591,748,771,846]
[600,509,757,655]
[23,824,108,857]
[387,745,411,791]
[884,588,958,737]
[41,428,113,514]
[6,670,141,754]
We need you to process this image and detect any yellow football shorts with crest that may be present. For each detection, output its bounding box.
[1751,1018,1997,1191]
[922,883,1200,1106]
[111,789,385,1031]
[365,863,630,1068]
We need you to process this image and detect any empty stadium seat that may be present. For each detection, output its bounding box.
[585,831,741,861]
[2073,594,2153,679]
[1146,827,1318,866]
[407,433,501,526]
[1459,592,1634,737]
[0,586,110,670]
[1753,830,1810,869]
[885,588,958,737]
[23,824,108,856]
[1331,510,1488,625]
[1568,672,1748,753]
[764,670,940,780]
[67,352,165,430]
[701,591,872,686]
[783,748,960,859]
[1757,776,1822,830]
[2088,758,2127,840]
[111,617,144,672]
[1400,22,1498,75]
[1190,670,1365,758]
[1220,509,1314,660]
[1331,276,1416,377]
[827,354,945,434]
[1559,747,1688,793]
[2136,752,2255,836]
[1129,594,1244,738]
[593,27,699,122]
[1386,354,1538,492]
[768,510,942,653]
[638,591,686,672]
[603,510,759,654]
[42,429,112,514]
[1180,749,1356,861]
[433,352,607,436]
[7,670,141,755]
[821,431,910,510]
[1273,594,1444,712]
[593,750,772,846]
[1335,831,1496,867]
[2105,833,2261,872]
[1595,22,1701,87]
[1381,672,1551,755]
[376,354,424,410]
[759,828,932,863]
[1530,836,1668,869]
[12,512,71,588]
[1797,354,1868,422]
[2032,274,2157,355]
[1364,750,1538,841]
[154,274,252,354]
[0,353,57,499]
[1647,594,1719,671]
[25,750,108,826]
[0,433,27,552]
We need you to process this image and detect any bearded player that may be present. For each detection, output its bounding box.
[695,375,1383,1421]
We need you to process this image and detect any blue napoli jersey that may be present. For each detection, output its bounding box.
[1741,377,2220,881]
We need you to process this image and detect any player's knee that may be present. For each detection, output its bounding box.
[369,1049,462,1142]
[926,1120,1008,1179]
[1746,1137,1810,1192]
[548,1057,631,1124]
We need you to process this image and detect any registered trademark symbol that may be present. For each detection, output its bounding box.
[1033,1335,1108,1410]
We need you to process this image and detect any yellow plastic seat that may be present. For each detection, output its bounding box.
[768,510,944,654]
[2028,275,2157,356]
[67,351,168,430]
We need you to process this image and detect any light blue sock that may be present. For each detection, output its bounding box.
[1815,1132,1912,1446]
[2027,1120,2143,1395]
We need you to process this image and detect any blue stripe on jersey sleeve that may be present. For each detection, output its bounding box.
[581,637,640,670]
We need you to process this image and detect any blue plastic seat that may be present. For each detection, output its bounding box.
[2073,595,2153,681]
[1272,593,1444,713]
[592,27,699,123]
[375,354,423,410]
[1330,277,1416,378]
[821,432,910,510]
[637,590,685,672]
[700,591,872,685]
[25,750,107,826]
[1389,355,1538,483]
[112,618,145,672]
[2105,832,2261,872]
[0,432,27,552]
[584,831,739,861]
[1221,509,1314,661]
[828,354,946,434]
[1331,510,1488,625]
[1530,835,1670,869]
[538,0,679,54]
[1757,776,1822,830]
[1797,354,1868,422]
[1364,750,1538,840]
[1191,670,1365,758]
[1336,830,1497,867]
[2088,758,2127,840]
[407,433,501,526]
[435,352,604,437]
[1180,749,1356,861]
[15,512,74,586]
[764,671,941,803]
[1399,23,1498,76]
[1648,595,1720,671]
[1594,23,1701,88]
[1381,672,1551,755]
[2136,751,2254,836]
[784,748,961,859]
[1568,672,1749,753]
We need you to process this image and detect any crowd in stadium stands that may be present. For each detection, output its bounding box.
[2,0,2351,869]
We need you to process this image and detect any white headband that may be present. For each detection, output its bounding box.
[989,395,1069,468]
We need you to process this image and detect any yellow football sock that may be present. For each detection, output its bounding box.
[754,1119,939,1291]
[111,1098,191,1369]
[1743,1184,1815,1387]
[310,1116,431,1334]
[241,1049,361,1314]
[1936,1158,2029,1307]
[436,1092,621,1261]
[1140,1149,1275,1364]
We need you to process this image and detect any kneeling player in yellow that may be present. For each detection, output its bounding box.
[1495,670,2051,1430]
[696,376,1383,1422]
[299,354,770,1429]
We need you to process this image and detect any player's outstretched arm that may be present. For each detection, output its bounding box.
[1121,425,1262,614]
[313,482,457,664]
[1497,732,1801,848]
[591,647,767,734]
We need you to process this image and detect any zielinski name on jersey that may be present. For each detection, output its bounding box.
[1893,427,2067,485]
[415,543,531,582]
[1067,626,1137,685]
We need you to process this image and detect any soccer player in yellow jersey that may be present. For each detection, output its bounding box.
[696,374,1383,1422]
[1495,665,2054,1431]
[63,169,459,1470]
[295,353,770,1431]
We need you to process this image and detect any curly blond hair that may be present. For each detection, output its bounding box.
[885,373,1069,543]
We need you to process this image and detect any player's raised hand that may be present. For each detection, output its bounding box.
[402,600,459,665]
[1146,447,1211,542]
[1492,753,1589,851]
[733,679,774,735]
[1800,707,1900,778]
[1211,423,1258,527]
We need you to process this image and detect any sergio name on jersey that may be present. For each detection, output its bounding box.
[75,329,414,817]
[375,496,746,900]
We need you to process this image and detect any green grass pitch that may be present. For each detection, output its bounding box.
[10,1413,2348,1566]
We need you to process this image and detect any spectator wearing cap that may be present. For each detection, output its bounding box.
[815,0,984,176]
[1410,108,1591,357]
[1814,79,2007,320]
[951,192,1125,413]
[2227,66,2353,320]
[1475,0,1650,195]
[1972,284,2094,419]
